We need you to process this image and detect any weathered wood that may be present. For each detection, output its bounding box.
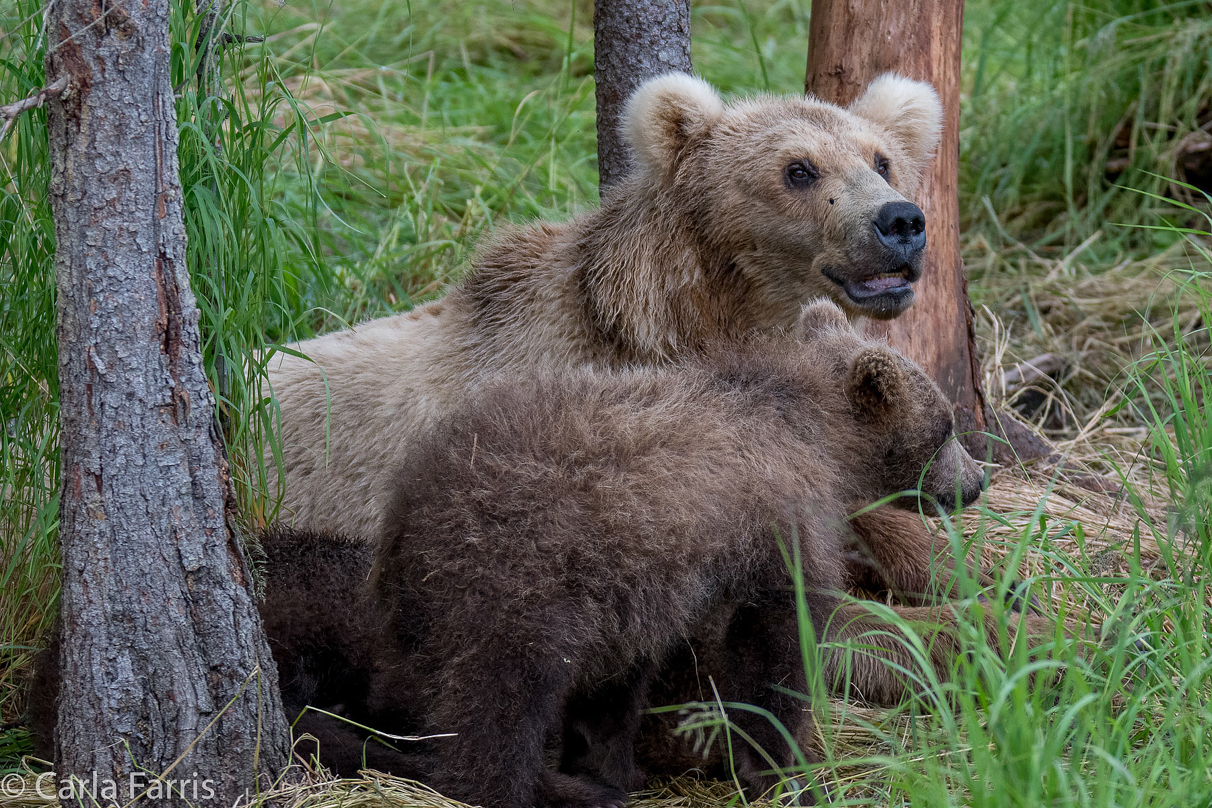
[593,0,692,188]
[1001,352,1065,396]
[805,0,994,448]
[44,0,290,802]
[806,0,1053,462]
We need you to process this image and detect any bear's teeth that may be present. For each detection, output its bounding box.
[858,275,906,292]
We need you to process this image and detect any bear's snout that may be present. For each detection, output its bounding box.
[961,476,986,508]
[920,439,986,514]
[872,201,926,260]
[820,200,928,320]
[930,481,982,514]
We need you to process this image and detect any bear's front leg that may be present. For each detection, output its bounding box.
[847,506,1041,613]
[715,595,825,805]
[560,660,654,792]
[846,505,992,604]
[425,641,627,808]
[817,597,1060,707]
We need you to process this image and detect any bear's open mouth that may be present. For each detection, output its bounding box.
[822,266,915,316]
[848,272,912,297]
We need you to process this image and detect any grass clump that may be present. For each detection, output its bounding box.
[1,0,64,725]
[963,0,1212,258]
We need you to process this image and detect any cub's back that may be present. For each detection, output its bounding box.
[375,362,848,634]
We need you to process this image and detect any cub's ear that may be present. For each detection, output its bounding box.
[623,73,724,179]
[795,299,850,342]
[847,73,942,170]
[846,347,906,413]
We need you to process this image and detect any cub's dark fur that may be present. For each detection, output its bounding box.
[262,528,631,808]
[365,301,984,807]
[256,526,432,777]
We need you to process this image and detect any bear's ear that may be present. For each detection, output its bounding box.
[794,298,849,341]
[846,347,906,414]
[847,73,942,166]
[623,73,724,178]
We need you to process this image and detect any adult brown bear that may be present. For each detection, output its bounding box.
[266,73,948,596]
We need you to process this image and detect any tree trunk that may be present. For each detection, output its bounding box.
[44,0,290,802]
[594,0,692,188]
[805,0,985,438]
[805,0,1049,461]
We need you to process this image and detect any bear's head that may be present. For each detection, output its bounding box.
[794,301,985,513]
[623,73,942,321]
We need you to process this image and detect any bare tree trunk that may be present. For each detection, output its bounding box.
[805,0,982,437]
[804,0,1049,461]
[594,0,692,189]
[44,0,290,802]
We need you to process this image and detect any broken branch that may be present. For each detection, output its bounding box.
[0,76,69,141]
[1001,352,1065,396]
[221,32,264,45]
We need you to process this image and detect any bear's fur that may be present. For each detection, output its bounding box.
[266,73,944,545]
[259,528,640,808]
[254,526,433,777]
[358,302,987,807]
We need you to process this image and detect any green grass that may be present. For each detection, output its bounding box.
[0,0,324,717]
[2,0,1211,801]
[876,278,1212,806]
[1,0,64,725]
[251,0,1212,294]
[963,2,1212,255]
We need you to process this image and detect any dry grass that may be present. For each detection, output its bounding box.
[270,771,473,808]
[968,233,1210,435]
[0,764,833,808]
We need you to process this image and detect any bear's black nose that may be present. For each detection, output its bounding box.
[873,201,926,255]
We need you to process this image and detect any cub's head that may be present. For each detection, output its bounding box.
[795,301,985,513]
[622,74,942,321]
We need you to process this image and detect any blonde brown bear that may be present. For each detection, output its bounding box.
[267,73,943,552]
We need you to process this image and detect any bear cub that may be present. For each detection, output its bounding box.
[365,300,983,807]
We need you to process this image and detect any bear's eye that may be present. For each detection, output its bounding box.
[874,154,891,182]
[784,161,819,189]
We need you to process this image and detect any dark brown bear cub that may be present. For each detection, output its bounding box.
[370,300,984,808]
[255,526,431,778]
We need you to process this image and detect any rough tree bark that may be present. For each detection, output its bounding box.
[805,0,980,437]
[44,0,290,802]
[594,0,692,188]
[805,0,1049,461]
